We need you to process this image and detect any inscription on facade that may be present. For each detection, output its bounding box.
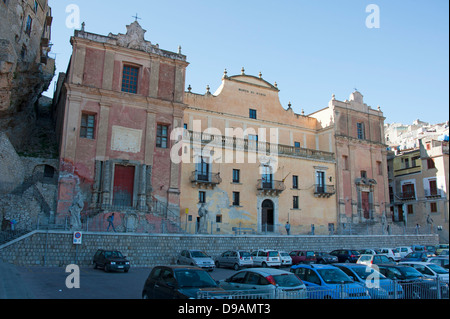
[111,126,142,153]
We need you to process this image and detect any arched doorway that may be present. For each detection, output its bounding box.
[262,199,274,232]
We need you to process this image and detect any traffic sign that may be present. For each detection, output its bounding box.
[73,231,82,245]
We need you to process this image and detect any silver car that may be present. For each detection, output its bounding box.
[215,250,253,270]
[176,250,215,271]
[220,268,307,299]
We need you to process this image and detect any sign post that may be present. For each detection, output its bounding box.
[73,231,82,264]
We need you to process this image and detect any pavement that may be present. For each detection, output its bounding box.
[0,260,35,299]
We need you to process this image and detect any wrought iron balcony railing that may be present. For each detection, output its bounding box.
[314,184,336,198]
[189,171,222,188]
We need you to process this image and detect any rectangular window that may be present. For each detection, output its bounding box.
[216,214,222,223]
[429,180,438,196]
[25,16,32,35]
[360,170,367,179]
[293,196,299,209]
[121,65,139,93]
[80,113,95,139]
[196,156,210,181]
[232,169,240,183]
[232,192,240,206]
[357,122,365,140]
[199,191,206,203]
[407,204,414,215]
[294,141,301,149]
[377,161,382,175]
[343,155,349,170]
[156,124,169,148]
[249,109,257,119]
[292,175,298,189]
[430,202,437,213]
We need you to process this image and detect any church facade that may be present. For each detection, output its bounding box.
[53,21,188,231]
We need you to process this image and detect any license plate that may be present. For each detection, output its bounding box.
[118,266,123,268]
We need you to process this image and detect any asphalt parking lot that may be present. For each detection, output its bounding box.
[4,264,245,299]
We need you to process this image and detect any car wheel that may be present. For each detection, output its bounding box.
[142,292,150,299]
[124,269,129,273]
[233,264,240,271]
[104,264,110,272]
[345,259,350,263]
[94,262,98,269]
[215,261,220,268]
[262,262,268,268]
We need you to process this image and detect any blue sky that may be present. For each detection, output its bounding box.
[46,0,449,125]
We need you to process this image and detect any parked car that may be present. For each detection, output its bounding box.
[401,251,433,262]
[377,263,449,299]
[279,251,293,267]
[290,264,371,299]
[93,249,130,273]
[425,245,437,255]
[426,256,449,270]
[142,265,224,299]
[359,249,380,255]
[436,244,449,255]
[335,263,404,299]
[440,249,449,256]
[176,250,215,271]
[379,248,401,262]
[289,250,316,265]
[251,250,281,268]
[215,250,253,270]
[329,249,360,263]
[357,254,394,266]
[220,268,307,299]
[396,246,413,258]
[399,261,449,283]
[315,252,338,264]
[411,245,426,252]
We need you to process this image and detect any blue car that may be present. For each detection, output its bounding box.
[334,263,404,299]
[290,264,371,299]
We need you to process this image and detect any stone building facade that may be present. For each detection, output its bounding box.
[180,70,337,235]
[311,91,389,229]
[53,21,188,230]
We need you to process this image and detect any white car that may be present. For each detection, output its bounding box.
[399,261,449,283]
[395,246,413,258]
[176,250,215,271]
[279,251,292,267]
[357,254,393,266]
[379,248,401,261]
[251,250,281,268]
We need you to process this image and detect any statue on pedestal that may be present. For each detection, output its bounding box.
[197,203,208,234]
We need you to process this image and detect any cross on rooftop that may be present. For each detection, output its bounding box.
[133,13,142,22]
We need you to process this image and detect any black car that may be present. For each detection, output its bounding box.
[314,252,338,264]
[93,249,130,273]
[377,264,448,299]
[329,249,360,263]
[142,265,225,299]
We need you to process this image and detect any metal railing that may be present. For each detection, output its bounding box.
[196,279,448,299]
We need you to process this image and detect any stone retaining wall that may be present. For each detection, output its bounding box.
[0,231,439,267]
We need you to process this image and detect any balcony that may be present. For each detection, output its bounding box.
[399,191,416,201]
[256,179,286,196]
[190,171,222,189]
[314,184,336,198]
[424,189,442,198]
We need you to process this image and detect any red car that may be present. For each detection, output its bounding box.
[289,250,316,265]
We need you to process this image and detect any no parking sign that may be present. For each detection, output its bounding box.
[73,231,82,245]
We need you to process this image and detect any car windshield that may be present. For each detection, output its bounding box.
[174,269,218,288]
[191,251,209,258]
[427,263,448,274]
[351,266,387,280]
[359,255,371,261]
[351,251,360,255]
[239,251,251,257]
[317,269,353,284]
[273,274,303,287]
[105,251,123,258]
[399,266,423,279]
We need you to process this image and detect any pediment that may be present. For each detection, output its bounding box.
[228,75,278,91]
